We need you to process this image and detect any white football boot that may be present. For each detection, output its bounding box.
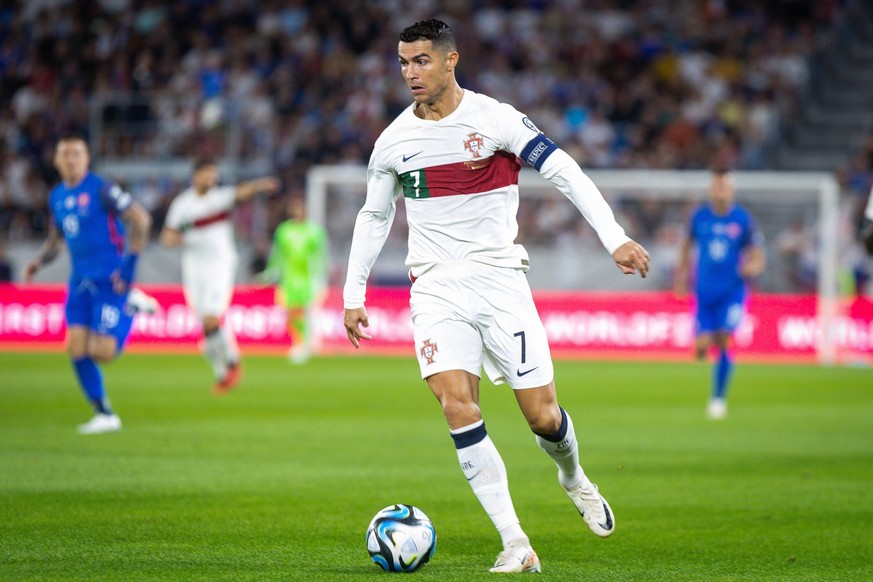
[127,288,159,314]
[563,479,615,537]
[77,413,122,434]
[489,541,541,573]
[707,398,727,420]
[287,344,311,364]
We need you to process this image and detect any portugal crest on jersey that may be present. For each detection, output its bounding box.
[463,133,484,158]
[419,338,439,365]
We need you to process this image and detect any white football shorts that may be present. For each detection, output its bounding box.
[182,259,236,318]
[410,261,554,389]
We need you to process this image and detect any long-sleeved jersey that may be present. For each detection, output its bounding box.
[344,89,629,308]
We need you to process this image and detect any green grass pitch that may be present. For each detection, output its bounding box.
[1,351,871,581]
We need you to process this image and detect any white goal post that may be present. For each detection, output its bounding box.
[307,165,840,364]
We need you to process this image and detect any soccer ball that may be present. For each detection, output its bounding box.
[366,504,436,573]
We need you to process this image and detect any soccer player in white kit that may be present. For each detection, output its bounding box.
[160,158,279,394]
[862,185,873,256]
[343,19,650,573]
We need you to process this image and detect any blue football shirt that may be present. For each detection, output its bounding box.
[688,203,762,302]
[49,172,134,281]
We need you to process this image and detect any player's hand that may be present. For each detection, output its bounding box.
[612,240,650,278]
[23,260,40,283]
[111,271,127,294]
[344,306,372,349]
[260,177,281,196]
[112,254,139,294]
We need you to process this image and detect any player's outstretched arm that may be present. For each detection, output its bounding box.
[159,228,183,247]
[673,238,693,297]
[612,239,650,278]
[740,245,766,279]
[343,306,372,349]
[112,202,152,293]
[255,240,282,284]
[235,177,280,203]
[122,202,152,254]
[862,186,873,255]
[24,224,63,282]
[533,147,633,260]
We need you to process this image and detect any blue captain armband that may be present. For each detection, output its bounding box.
[520,134,558,171]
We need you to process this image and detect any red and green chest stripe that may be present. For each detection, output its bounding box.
[399,151,520,199]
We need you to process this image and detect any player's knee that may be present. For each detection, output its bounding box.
[87,342,117,363]
[439,399,481,427]
[202,317,221,335]
[67,342,87,360]
[89,349,115,363]
[526,407,562,435]
[694,337,710,360]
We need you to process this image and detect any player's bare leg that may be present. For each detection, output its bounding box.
[516,383,615,538]
[707,331,733,419]
[286,306,311,364]
[426,370,537,572]
[88,334,119,363]
[203,315,240,394]
[67,327,120,433]
[695,333,712,361]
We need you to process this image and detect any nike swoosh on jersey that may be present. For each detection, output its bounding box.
[402,151,423,162]
[516,367,539,377]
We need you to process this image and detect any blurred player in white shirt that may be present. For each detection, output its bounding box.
[343,19,649,573]
[160,157,279,393]
[862,185,873,256]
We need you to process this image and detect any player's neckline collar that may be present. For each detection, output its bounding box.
[411,89,468,123]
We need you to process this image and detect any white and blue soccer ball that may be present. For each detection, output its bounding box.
[366,504,436,573]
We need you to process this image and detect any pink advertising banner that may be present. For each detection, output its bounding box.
[1,283,872,363]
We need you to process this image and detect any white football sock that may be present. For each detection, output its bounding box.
[220,325,240,364]
[535,408,591,490]
[204,328,228,379]
[451,420,527,548]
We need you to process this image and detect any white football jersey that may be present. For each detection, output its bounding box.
[344,89,628,307]
[866,185,873,221]
[165,185,238,272]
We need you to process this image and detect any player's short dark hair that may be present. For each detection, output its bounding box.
[56,132,89,149]
[711,166,736,185]
[399,19,457,53]
[193,156,217,172]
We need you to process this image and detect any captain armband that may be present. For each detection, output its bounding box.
[520,134,558,171]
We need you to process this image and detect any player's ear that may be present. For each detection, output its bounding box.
[445,50,459,72]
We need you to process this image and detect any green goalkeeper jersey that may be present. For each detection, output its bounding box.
[267,219,328,307]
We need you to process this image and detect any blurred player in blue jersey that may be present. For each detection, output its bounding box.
[675,169,766,419]
[24,135,157,434]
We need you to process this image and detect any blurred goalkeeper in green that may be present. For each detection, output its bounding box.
[262,196,328,363]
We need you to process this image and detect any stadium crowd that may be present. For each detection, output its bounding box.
[0,0,868,292]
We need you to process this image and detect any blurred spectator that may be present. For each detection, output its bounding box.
[2,2,842,187]
[0,238,13,282]
[0,0,855,290]
[776,217,818,292]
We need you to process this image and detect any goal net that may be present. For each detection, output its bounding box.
[307,165,842,364]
